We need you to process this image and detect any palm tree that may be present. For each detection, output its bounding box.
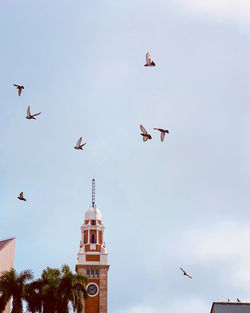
[24,280,43,313]
[56,265,88,313]
[0,268,33,313]
[39,267,61,313]
[0,265,88,313]
[39,265,88,313]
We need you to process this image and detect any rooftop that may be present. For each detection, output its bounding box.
[211,302,250,313]
[0,238,15,251]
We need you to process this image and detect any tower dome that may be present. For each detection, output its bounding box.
[84,206,102,220]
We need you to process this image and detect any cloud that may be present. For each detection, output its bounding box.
[169,298,210,313]
[178,0,250,24]
[185,222,250,261]
[115,297,209,313]
[183,221,250,291]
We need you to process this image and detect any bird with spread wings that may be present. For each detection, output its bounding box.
[180,267,192,279]
[154,128,169,142]
[140,125,152,142]
[74,137,86,150]
[144,52,156,67]
[26,105,41,120]
[13,84,24,96]
[17,192,26,201]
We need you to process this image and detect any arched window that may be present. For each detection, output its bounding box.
[91,234,96,243]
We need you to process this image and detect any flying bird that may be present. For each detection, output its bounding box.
[144,52,155,67]
[26,105,41,120]
[140,125,152,142]
[13,84,24,96]
[180,267,192,279]
[237,298,241,303]
[17,192,26,201]
[154,128,169,142]
[74,137,86,150]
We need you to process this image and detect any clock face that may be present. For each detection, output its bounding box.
[87,283,99,297]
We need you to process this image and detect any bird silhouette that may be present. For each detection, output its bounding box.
[17,192,26,201]
[74,137,86,150]
[26,105,41,120]
[154,128,169,142]
[13,84,24,96]
[180,267,192,279]
[237,298,241,303]
[140,125,152,142]
[144,52,155,67]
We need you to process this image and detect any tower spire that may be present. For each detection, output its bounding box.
[92,178,95,207]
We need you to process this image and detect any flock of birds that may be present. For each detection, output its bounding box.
[14,52,169,202]
[13,52,242,303]
[140,125,169,142]
[141,53,170,143]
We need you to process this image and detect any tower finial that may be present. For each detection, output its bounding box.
[92,179,95,207]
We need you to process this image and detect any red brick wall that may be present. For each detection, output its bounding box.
[85,281,99,313]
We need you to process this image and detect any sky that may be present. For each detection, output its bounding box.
[0,0,249,312]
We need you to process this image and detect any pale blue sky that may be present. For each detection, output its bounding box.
[0,0,250,312]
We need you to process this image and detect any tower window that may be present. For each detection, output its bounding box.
[91,234,96,243]
[87,269,99,279]
[91,220,96,225]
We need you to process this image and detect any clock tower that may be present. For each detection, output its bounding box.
[76,179,109,313]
